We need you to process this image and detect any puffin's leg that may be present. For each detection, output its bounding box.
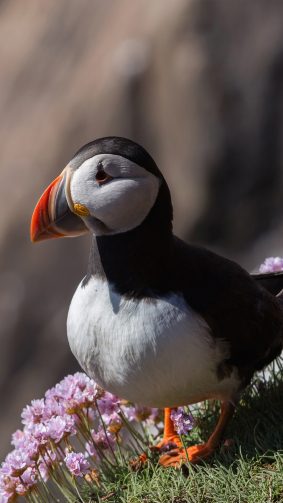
[155,408,182,451]
[159,401,235,467]
[130,408,181,469]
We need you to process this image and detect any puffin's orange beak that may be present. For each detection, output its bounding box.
[30,170,88,243]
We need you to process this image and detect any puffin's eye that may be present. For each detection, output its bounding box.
[95,169,113,185]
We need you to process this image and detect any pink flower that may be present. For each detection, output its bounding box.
[87,428,116,454]
[46,373,103,413]
[46,414,76,443]
[11,432,39,461]
[16,467,38,494]
[0,471,17,501]
[3,450,33,477]
[259,257,283,273]
[97,392,120,416]
[16,467,37,494]
[11,430,25,448]
[0,470,15,490]
[170,408,194,435]
[64,452,90,477]
[21,399,46,426]
[0,464,37,499]
[30,423,49,446]
[43,397,65,420]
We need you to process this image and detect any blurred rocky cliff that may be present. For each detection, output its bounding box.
[1,0,283,456]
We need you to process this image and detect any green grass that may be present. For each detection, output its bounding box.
[82,359,283,503]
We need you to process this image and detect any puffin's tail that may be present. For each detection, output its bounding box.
[252,271,283,368]
[252,270,283,296]
[253,270,283,333]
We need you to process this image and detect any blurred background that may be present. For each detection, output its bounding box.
[1,0,283,458]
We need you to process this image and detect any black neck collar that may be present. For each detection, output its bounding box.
[84,183,174,297]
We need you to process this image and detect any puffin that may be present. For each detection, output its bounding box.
[30,137,283,467]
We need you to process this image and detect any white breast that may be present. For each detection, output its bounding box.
[67,277,240,407]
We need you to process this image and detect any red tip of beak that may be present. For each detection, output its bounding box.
[30,175,64,242]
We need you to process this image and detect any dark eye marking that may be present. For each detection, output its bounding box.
[95,169,113,185]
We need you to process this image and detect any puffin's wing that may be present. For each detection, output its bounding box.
[171,239,283,373]
[251,271,283,295]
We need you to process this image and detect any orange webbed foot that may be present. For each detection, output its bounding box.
[159,442,215,468]
[186,443,215,463]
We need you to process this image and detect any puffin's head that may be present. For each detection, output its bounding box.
[31,137,172,242]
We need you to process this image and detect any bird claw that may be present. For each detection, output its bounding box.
[159,443,215,468]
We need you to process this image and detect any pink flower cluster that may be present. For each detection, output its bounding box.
[259,256,283,273]
[64,452,90,477]
[0,373,105,501]
[0,373,163,502]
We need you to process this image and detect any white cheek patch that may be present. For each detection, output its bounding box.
[96,177,159,233]
[70,154,160,234]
